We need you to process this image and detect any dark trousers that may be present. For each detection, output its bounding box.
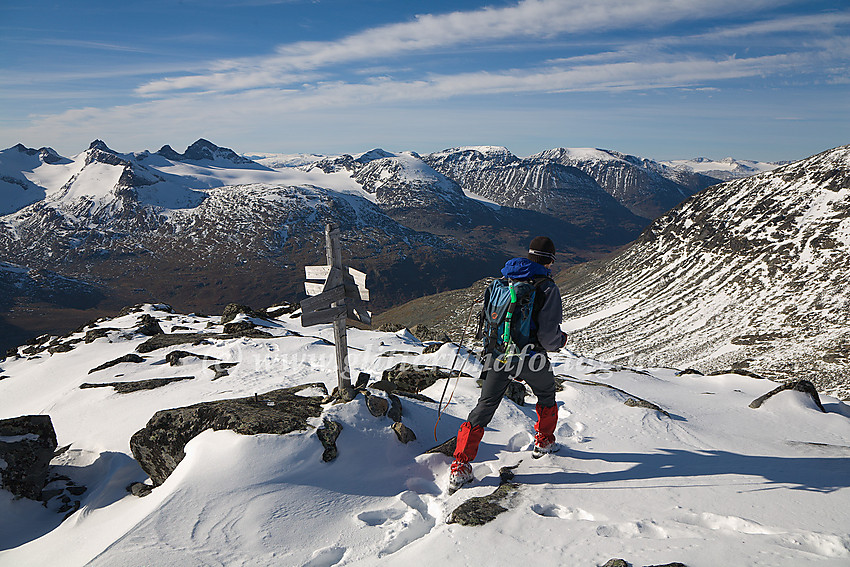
[466,352,557,428]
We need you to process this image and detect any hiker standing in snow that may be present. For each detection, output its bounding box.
[449,236,567,491]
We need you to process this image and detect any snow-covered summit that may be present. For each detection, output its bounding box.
[661,156,780,181]
[155,139,259,167]
[0,304,848,566]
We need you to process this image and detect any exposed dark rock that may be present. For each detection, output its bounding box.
[422,342,445,354]
[223,320,256,334]
[601,560,631,567]
[80,376,194,394]
[379,350,420,357]
[410,324,451,343]
[387,394,403,423]
[499,461,521,483]
[130,383,325,485]
[364,392,389,417]
[382,363,469,393]
[84,327,120,343]
[709,369,765,380]
[749,380,826,412]
[377,323,404,333]
[47,342,76,354]
[165,350,220,366]
[369,379,397,393]
[505,379,527,406]
[355,372,371,389]
[221,303,267,325]
[118,304,173,318]
[624,397,667,413]
[424,436,457,457]
[209,362,239,381]
[675,368,704,376]
[127,482,154,497]
[135,314,164,336]
[136,328,272,354]
[88,353,146,374]
[266,303,300,318]
[391,421,416,444]
[66,485,87,496]
[447,482,520,526]
[317,419,343,462]
[0,415,58,500]
[136,333,211,353]
[644,563,689,567]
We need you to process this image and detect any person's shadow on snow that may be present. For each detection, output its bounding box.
[517,447,850,493]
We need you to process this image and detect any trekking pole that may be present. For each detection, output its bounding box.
[434,292,482,442]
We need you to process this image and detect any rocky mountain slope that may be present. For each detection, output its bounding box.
[423,146,649,243]
[535,147,720,219]
[558,144,850,399]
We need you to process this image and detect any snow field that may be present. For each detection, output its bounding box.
[0,305,848,566]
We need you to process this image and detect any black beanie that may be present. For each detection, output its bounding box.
[528,236,556,265]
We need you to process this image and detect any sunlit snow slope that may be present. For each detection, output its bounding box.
[1,304,849,566]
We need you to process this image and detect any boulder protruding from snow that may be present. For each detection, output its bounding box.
[448,482,520,526]
[0,415,58,500]
[317,419,343,462]
[130,384,325,485]
[391,421,416,444]
[382,363,468,393]
[220,303,268,325]
[749,380,826,412]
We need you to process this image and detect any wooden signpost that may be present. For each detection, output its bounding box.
[301,223,371,400]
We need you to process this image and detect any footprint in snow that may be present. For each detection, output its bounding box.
[531,503,596,521]
[303,545,346,567]
[357,491,437,557]
[507,432,533,452]
[595,520,669,539]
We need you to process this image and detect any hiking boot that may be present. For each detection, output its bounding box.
[448,460,474,491]
[532,434,560,458]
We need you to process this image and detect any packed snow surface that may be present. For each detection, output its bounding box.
[1,305,848,566]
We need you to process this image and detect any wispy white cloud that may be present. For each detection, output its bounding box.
[23,50,817,141]
[137,0,788,95]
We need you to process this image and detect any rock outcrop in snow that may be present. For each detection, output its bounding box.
[0,415,57,500]
[130,383,326,486]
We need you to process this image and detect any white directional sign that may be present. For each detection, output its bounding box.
[300,224,372,400]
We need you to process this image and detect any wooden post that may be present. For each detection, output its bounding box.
[325,223,355,401]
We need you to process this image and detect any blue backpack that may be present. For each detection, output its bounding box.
[480,276,549,358]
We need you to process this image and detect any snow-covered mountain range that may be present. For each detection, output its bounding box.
[1,303,848,566]
[535,147,720,219]
[660,156,782,182]
[1,138,729,353]
[558,145,850,399]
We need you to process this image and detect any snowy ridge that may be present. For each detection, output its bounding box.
[0,304,848,565]
[662,156,781,181]
[423,146,648,242]
[559,144,850,399]
[533,147,720,219]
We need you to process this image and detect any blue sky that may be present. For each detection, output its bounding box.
[1,0,848,161]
